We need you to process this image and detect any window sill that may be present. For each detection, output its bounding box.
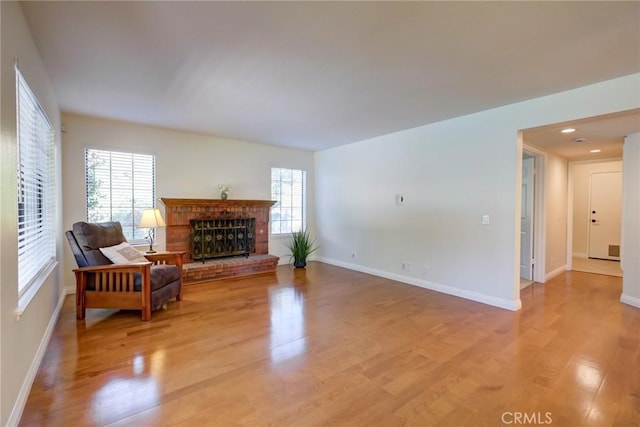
[15,260,59,320]
[270,234,292,240]
[129,242,150,250]
[128,239,148,246]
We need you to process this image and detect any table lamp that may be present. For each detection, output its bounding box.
[138,208,166,253]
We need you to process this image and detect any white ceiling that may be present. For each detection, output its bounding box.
[523,109,640,161]
[20,1,640,151]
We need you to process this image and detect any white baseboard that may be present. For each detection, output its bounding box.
[7,288,70,427]
[316,257,521,311]
[621,294,640,309]
[545,264,568,281]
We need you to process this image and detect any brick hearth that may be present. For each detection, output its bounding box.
[183,254,279,284]
[161,198,279,283]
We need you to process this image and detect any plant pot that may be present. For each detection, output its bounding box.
[220,192,228,200]
[293,260,307,269]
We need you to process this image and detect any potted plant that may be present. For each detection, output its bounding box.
[286,228,317,268]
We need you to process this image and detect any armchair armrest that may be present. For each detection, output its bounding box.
[73,262,152,273]
[144,251,185,269]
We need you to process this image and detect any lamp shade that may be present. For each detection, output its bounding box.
[138,208,166,228]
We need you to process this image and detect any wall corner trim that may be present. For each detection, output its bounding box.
[620,294,640,309]
[545,264,568,281]
[316,257,522,311]
[7,289,68,426]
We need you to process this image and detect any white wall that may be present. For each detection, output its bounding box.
[545,153,569,278]
[315,73,640,311]
[61,113,316,289]
[621,133,640,307]
[0,2,64,425]
[570,160,623,257]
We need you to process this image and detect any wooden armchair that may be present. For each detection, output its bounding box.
[66,221,184,321]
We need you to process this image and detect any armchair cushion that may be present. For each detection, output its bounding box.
[136,264,181,292]
[72,222,126,266]
[100,241,148,264]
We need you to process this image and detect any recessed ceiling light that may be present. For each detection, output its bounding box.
[590,149,601,153]
[561,128,576,133]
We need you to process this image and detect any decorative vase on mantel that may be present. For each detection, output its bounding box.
[218,184,231,200]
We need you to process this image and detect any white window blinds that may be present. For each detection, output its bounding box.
[85,149,155,241]
[16,67,56,296]
[271,167,306,234]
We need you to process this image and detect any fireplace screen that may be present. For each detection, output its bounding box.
[190,218,255,262]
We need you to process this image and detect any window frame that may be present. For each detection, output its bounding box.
[15,65,57,301]
[84,148,156,244]
[270,167,307,236]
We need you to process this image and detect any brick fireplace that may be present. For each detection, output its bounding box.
[161,198,279,283]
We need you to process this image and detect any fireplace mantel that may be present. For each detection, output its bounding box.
[160,198,276,264]
[161,198,276,209]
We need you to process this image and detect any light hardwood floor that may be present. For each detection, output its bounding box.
[572,257,623,278]
[20,262,639,426]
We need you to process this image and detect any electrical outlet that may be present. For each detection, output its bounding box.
[421,265,429,276]
[402,262,411,272]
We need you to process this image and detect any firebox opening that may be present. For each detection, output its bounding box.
[190,218,256,263]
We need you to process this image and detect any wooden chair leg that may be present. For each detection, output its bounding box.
[75,271,86,320]
[142,306,151,321]
[76,299,86,320]
[141,269,152,321]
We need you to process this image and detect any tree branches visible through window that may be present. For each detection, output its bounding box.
[85,149,155,241]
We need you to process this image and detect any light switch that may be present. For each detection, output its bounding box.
[482,214,490,225]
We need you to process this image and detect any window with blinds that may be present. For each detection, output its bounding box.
[270,167,306,235]
[85,149,155,241]
[16,67,56,296]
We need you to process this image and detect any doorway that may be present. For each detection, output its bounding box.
[568,160,623,277]
[520,155,534,284]
[588,171,622,260]
[517,110,637,300]
[520,147,546,288]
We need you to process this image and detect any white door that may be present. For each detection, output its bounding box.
[588,171,622,260]
[520,157,534,279]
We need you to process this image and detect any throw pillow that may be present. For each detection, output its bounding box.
[99,242,148,264]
